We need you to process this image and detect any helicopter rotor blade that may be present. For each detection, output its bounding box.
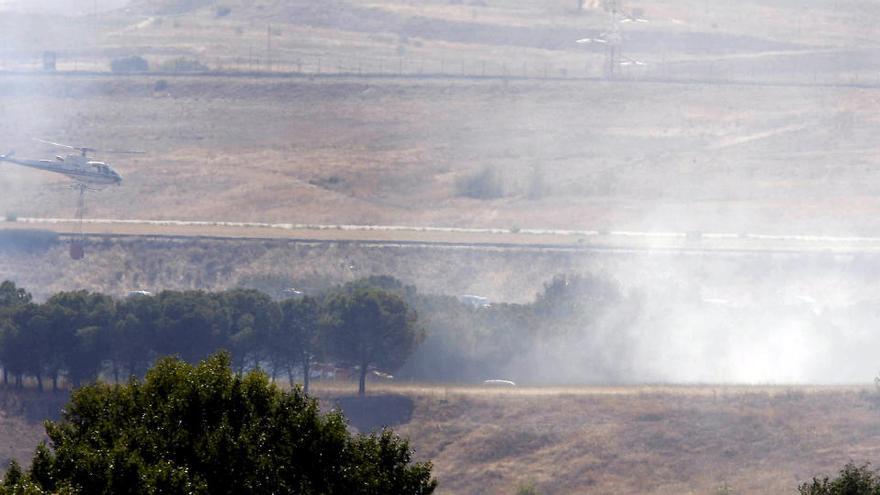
[33,139,145,155]
[99,149,147,155]
[34,138,78,150]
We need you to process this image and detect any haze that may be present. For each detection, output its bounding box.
[0,0,878,386]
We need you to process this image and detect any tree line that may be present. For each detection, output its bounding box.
[0,272,647,393]
[0,277,424,397]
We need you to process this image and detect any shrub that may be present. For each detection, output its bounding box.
[716,482,736,495]
[110,56,148,73]
[799,462,880,494]
[0,230,58,252]
[158,57,209,73]
[516,481,539,495]
[455,167,504,200]
[526,166,547,200]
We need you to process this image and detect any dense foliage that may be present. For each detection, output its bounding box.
[799,463,880,495]
[0,353,437,494]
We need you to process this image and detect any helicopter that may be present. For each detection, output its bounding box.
[0,139,140,187]
[0,139,142,260]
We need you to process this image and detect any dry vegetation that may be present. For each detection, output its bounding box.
[0,390,61,472]
[0,76,878,236]
[0,1,878,236]
[6,234,880,306]
[303,383,880,494]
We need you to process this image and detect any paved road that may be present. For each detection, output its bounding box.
[5,217,880,255]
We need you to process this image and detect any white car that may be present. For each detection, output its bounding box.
[126,290,153,298]
[483,379,516,387]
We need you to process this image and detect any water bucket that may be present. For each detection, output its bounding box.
[69,241,85,260]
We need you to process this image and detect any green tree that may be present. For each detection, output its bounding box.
[46,291,116,388]
[278,296,322,394]
[0,281,32,387]
[0,281,31,314]
[220,289,281,372]
[12,304,50,392]
[0,353,436,495]
[111,295,161,380]
[0,301,52,390]
[799,462,880,495]
[156,291,229,363]
[324,287,424,396]
[35,303,73,392]
[0,321,26,388]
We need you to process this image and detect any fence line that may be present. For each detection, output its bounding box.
[1,52,879,88]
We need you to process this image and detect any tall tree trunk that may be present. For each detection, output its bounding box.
[358,364,367,397]
[52,374,58,393]
[36,375,43,392]
[286,365,295,389]
[2,368,7,386]
[302,357,310,395]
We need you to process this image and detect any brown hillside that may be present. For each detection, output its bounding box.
[321,384,880,495]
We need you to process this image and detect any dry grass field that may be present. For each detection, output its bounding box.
[211,382,880,494]
[0,389,62,472]
[0,75,878,237]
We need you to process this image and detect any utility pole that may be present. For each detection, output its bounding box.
[94,0,100,68]
[266,24,272,71]
[575,0,646,80]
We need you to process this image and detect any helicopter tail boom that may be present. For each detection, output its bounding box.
[0,150,13,160]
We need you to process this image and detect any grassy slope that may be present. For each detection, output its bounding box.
[0,76,878,235]
[0,390,64,471]
[315,384,880,495]
[0,410,43,471]
[6,233,880,305]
